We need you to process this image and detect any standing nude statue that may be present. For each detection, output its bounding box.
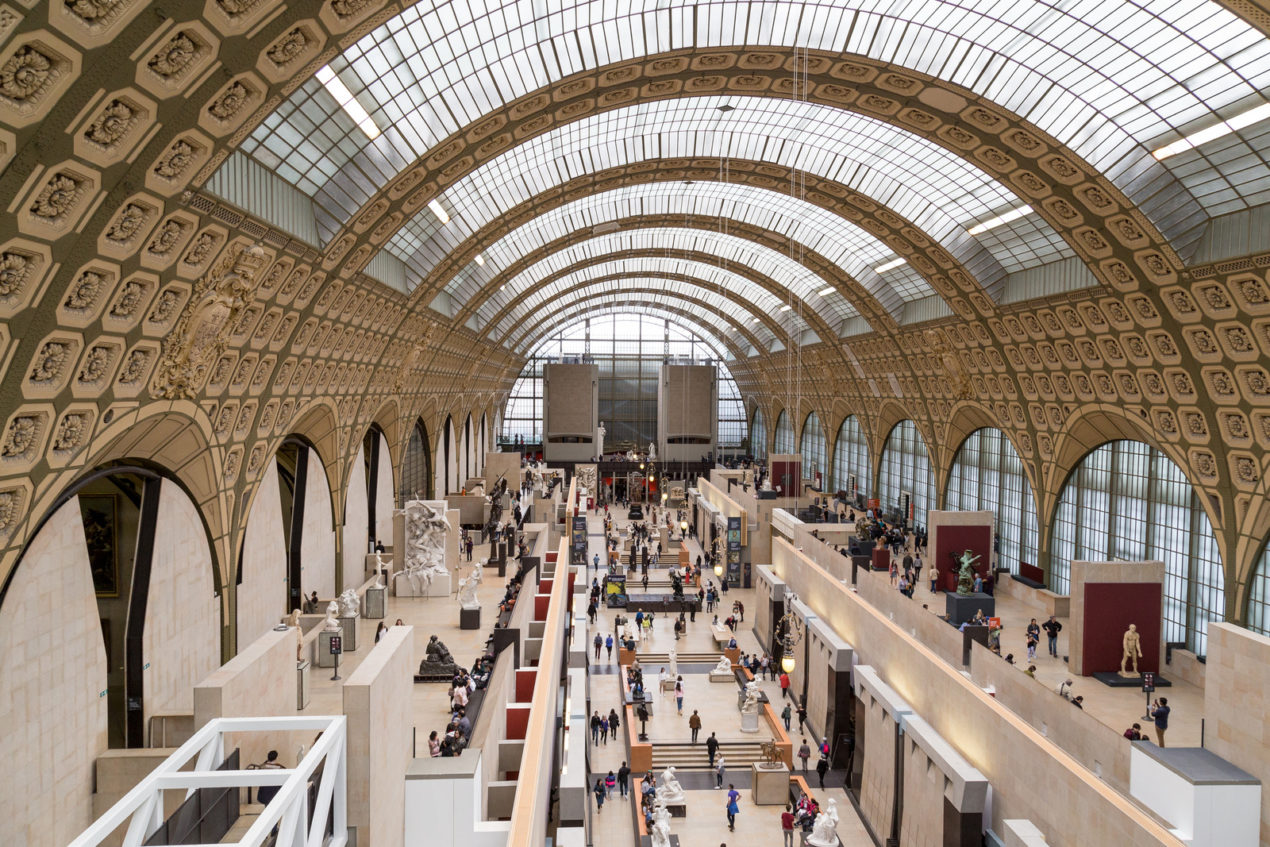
[1120,623,1143,675]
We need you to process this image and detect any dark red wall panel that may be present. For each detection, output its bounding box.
[1081,582,1161,675]
[935,524,993,591]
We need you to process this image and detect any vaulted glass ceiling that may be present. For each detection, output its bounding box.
[476,225,848,335]
[399,180,938,320]
[387,94,1071,302]
[514,302,748,359]
[234,0,1270,254]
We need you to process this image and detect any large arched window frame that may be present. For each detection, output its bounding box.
[751,408,768,462]
[877,420,936,528]
[832,415,870,498]
[800,412,827,488]
[1050,440,1224,655]
[946,428,1039,574]
[773,410,795,455]
[1249,544,1270,637]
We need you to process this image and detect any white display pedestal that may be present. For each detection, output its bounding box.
[394,571,452,598]
[751,764,789,805]
[296,660,311,710]
[339,616,358,651]
[317,630,340,668]
[364,586,386,619]
[740,710,760,733]
[709,669,735,683]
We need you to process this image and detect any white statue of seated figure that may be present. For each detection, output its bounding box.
[650,800,672,847]
[655,766,685,803]
[713,656,734,674]
[807,798,841,847]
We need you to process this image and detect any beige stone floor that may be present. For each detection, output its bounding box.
[586,513,871,847]
[851,543,1206,747]
[304,544,513,755]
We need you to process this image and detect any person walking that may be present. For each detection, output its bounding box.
[706,732,719,767]
[688,710,702,743]
[781,804,797,847]
[725,784,740,831]
[798,739,811,774]
[781,703,792,731]
[816,754,829,789]
[599,714,608,744]
[797,701,807,733]
[605,634,614,661]
[590,711,601,745]
[593,778,605,812]
[609,708,621,739]
[593,632,602,660]
[618,761,631,798]
[1150,697,1170,747]
[715,755,726,789]
[1043,616,1063,658]
[929,565,939,593]
[1026,618,1040,661]
[779,671,790,700]
[674,676,685,715]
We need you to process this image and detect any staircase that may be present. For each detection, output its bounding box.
[624,551,683,567]
[636,651,723,664]
[651,740,776,771]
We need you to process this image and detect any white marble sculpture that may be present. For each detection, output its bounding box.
[575,464,598,495]
[457,572,480,609]
[655,767,685,804]
[807,798,841,847]
[322,601,341,631]
[648,441,657,461]
[649,799,672,847]
[713,655,733,674]
[472,558,485,584]
[397,499,451,594]
[287,608,302,628]
[338,588,360,618]
[741,679,762,713]
[668,648,678,679]
[596,422,606,458]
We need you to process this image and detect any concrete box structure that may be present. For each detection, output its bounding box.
[543,363,599,463]
[657,364,716,462]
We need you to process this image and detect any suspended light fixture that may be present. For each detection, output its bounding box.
[777,594,805,675]
[713,560,724,578]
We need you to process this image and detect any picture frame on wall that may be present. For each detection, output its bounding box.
[80,494,118,597]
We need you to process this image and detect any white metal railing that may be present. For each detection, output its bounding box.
[69,715,347,847]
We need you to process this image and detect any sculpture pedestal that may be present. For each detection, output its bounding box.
[709,670,735,683]
[751,764,789,805]
[945,592,995,626]
[460,605,481,630]
[317,630,341,668]
[296,660,310,710]
[364,586,386,619]
[339,616,358,651]
[807,831,839,847]
[395,571,452,598]
[655,799,686,818]
[740,710,760,733]
[639,836,680,847]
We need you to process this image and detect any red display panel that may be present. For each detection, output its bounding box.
[934,524,993,592]
[1081,582,1161,675]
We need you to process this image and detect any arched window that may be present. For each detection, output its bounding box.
[1051,440,1224,654]
[877,420,936,528]
[946,428,1039,574]
[1249,544,1270,637]
[774,410,795,455]
[400,419,432,501]
[832,416,870,498]
[750,408,768,462]
[800,412,827,487]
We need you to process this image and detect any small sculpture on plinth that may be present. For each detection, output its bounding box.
[338,588,360,618]
[741,679,761,713]
[636,703,650,741]
[758,739,784,767]
[670,570,684,600]
[955,549,981,596]
[807,798,841,847]
[457,572,480,609]
[649,799,672,847]
[418,635,459,676]
[668,648,678,680]
[322,601,341,631]
[1120,623,1143,676]
[655,766,685,804]
[713,655,733,675]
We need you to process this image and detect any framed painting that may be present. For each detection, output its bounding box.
[80,494,119,597]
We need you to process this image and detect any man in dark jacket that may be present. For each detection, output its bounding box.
[705,732,719,766]
[1043,616,1063,657]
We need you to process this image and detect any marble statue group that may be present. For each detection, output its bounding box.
[397,499,451,593]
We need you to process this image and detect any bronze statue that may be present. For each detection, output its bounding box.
[955,549,981,596]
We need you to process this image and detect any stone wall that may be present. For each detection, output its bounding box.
[859,695,900,840]
[0,499,108,847]
[345,625,414,847]
[1205,623,1270,846]
[900,729,948,847]
[142,479,220,715]
[343,443,370,591]
[302,448,337,601]
[238,459,288,647]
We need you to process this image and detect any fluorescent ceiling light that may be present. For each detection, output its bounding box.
[874,258,907,273]
[818,286,834,296]
[474,254,485,266]
[315,66,379,140]
[780,304,792,312]
[428,199,450,225]
[967,205,1032,235]
[1153,102,1270,160]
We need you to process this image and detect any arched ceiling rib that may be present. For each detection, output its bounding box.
[240,0,1270,250]
[484,271,796,351]
[417,180,940,322]
[382,95,1067,301]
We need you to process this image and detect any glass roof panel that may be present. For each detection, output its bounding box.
[512,302,740,359]
[384,96,1073,298]
[232,0,1270,249]
[471,225,852,336]
[496,277,781,350]
[397,180,935,314]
